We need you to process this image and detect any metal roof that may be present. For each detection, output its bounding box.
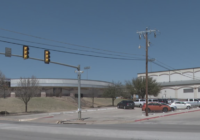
[138,67,200,74]
[10,78,113,88]
[159,80,200,87]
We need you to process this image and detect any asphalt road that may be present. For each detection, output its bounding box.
[0,121,200,140]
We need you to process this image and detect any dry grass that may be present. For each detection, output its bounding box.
[0,97,77,113]
[82,97,124,107]
[0,97,126,114]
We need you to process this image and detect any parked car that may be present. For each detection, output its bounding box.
[117,100,135,109]
[135,99,158,107]
[134,99,146,107]
[149,99,158,102]
[170,101,191,109]
[142,102,171,112]
[167,98,178,104]
[185,99,200,108]
[160,102,177,111]
[158,99,169,104]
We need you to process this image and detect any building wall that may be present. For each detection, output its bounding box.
[138,68,200,83]
[137,68,200,99]
[151,85,200,99]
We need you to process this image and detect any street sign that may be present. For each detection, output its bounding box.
[5,47,11,57]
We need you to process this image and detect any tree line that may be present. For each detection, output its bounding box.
[0,69,161,112]
[103,77,161,106]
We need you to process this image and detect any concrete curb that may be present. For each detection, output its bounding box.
[135,109,200,122]
[19,116,54,122]
[62,107,117,114]
[17,107,117,122]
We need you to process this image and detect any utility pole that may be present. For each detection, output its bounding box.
[145,28,149,117]
[137,27,159,116]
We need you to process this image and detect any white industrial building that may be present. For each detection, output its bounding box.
[138,67,200,99]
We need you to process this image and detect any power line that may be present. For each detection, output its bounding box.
[0,27,145,57]
[0,39,146,61]
[0,35,144,59]
[155,60,200,80]
[152,61,200,80]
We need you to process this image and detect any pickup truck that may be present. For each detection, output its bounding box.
[185,99,200,108]
[134,99,146,107]
[135,99,158,107]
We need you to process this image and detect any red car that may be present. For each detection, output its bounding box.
[142,102,171,112]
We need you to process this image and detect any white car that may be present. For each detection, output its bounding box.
[171,101,191,109]
[134,99,146,107]
[160,103,177,111]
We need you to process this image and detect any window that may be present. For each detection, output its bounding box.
[153,99,158,102]
[175,102,180,104]
[155,103,161,106]
[183,88,193,93]
[140,99,145,101]
[189,99,193,101]
[135,100,139,101]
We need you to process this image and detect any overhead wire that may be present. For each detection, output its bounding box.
[155,60,200,80]
[152,61,200,80]
[0,35,144,59]
[0,27,145,57]
[0,39,145,61]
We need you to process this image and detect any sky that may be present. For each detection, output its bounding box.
[0,0,199,83]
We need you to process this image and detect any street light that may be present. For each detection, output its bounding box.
[75,69,84,120]
[84,66,90,80]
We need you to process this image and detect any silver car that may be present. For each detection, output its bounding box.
[160,103,177,111]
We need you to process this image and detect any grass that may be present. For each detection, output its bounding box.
[0,97,126,114]
[0,97,77,113]
[82,97,124,107]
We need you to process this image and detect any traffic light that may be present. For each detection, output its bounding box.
[44,50,50,64]
[23,45,29,59]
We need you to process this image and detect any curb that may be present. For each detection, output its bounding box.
[62,107,117,114]
[19,116,54,122]
[135,109,200,122]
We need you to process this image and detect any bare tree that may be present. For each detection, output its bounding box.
[88,87,98,108]
[0,71,7,98]
[103,81,123,106]
[16,76,40,112]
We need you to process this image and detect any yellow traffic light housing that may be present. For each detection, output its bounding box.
[44,50,50,64]
[23,46,29,59]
